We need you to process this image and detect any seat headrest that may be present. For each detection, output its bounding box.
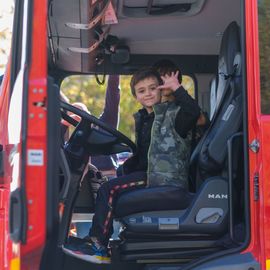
[215,22,241,109]
[218,21,241,76]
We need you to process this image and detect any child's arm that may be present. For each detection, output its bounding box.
[99,75,120,128]
[173,87,201,138]
[158,72,201,138]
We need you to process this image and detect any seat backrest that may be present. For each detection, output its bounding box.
[190,21,242,189]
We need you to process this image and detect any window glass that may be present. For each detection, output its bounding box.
[61,75,195,141]
[258,0,270,114]
[182,75,195,98]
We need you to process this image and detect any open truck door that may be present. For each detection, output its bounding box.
[0,0,60,269]
[247,1,270,268]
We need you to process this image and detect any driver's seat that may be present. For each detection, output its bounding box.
[113,22,243,261]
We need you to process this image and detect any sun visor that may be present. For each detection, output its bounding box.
[117,0,206,18]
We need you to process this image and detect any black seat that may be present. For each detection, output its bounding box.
[114,21,243,261]
[115,186,194,217]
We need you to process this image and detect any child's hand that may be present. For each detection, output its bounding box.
[158,71,181,92]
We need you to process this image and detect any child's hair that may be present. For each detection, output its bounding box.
[153,59,182,84]
[130,67,163,97]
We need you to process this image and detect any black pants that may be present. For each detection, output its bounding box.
[89,171,147,246]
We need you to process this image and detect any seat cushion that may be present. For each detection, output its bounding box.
[114,186,194,217]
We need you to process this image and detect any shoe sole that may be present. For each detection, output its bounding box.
[62,246,111,264]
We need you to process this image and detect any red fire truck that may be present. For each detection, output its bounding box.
[0,0,270,269]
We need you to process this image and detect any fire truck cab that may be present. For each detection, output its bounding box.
[0,0,270,270]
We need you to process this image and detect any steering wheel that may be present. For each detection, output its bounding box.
[60,101,137,154]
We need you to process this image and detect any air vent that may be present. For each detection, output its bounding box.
[117,0,206,18]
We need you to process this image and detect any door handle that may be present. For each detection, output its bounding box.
[9,188,24,243]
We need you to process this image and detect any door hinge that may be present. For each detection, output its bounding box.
[254,173,259,201]
[249,139,260,153]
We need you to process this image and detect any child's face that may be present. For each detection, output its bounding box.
[134,76,161,112]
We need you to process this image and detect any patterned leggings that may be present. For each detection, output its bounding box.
[89,171,146,246]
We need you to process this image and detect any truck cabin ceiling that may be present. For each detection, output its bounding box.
[47,0,241,74]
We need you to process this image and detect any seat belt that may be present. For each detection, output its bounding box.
[190,72,235,163]
[190,67,238,191]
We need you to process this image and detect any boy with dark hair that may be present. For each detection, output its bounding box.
[153,59,210,153]
[64,67,201,263]
[153,58,183,83]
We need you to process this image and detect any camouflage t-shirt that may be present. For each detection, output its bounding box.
[147,102,191,188]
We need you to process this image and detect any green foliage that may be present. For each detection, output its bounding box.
[118,75,141,140]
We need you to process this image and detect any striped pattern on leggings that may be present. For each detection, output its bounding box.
[102,180,145,234]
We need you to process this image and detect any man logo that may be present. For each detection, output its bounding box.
[208,194,228,199]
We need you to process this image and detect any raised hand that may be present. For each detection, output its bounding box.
[158,71,181,92]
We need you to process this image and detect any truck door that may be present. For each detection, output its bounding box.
[257,1,270,269]
[6,0,59,269]
[246,0,270,268]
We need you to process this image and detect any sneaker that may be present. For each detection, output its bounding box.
[62,239,111,264]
